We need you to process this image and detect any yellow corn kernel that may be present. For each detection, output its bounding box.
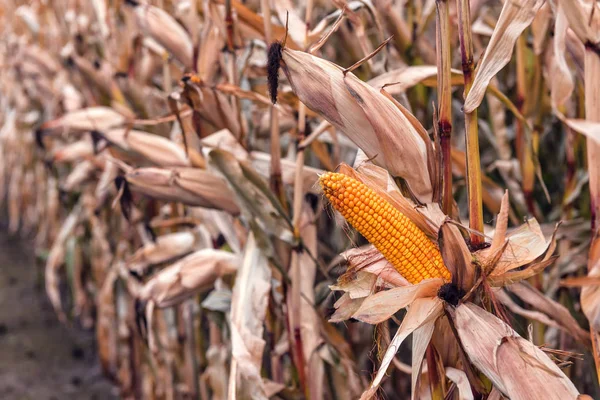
[320,172,451,284]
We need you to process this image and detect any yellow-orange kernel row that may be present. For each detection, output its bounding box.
[320,172,451,284]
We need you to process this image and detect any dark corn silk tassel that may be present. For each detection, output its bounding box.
[267,41,283,104]
[34,129,45,150]
[438,283,465,306]
[114,176,133,221]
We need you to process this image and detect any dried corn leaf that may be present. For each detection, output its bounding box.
[209,149,293,242]
[228,233,270,400]
[138,249,239,308]
[368,66,463,94]
[127,230,201,274]
[445,367,474,400]
[45,201,83,319]
[464,0,545,113]
[362,297,443,398]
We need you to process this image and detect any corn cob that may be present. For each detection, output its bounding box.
[320,172,450,284]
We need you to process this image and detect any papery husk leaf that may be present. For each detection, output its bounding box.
[102,128,196,167]
[138,249,238,308]
[125,167,240,214]
[449,303,579,399]
[352,279,443,324]
[130,3,193,68]
[126,230,202,274]
[438,221,474,290]
[490,257,557,286]
[329,292,366,323]
[330,270,378,299]
[480,218,550,276]
[281,49,433,202]
[411,318,437,400]
[41,106,127,133]
[463,0,545,113]
[445,367,474,400]
[341,245,410,287]
[362,297,444,398]
[228,232,271,400]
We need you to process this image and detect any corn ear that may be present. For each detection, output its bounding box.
[320,172,450,284]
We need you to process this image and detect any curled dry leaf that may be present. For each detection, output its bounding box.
[341,245,410,288]
[445,367,474,400]
[464,0,545,113]
[479,218,553,277]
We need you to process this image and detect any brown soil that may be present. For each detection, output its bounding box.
[0,232,117,400]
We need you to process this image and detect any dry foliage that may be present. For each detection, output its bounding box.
[1,0,599,399]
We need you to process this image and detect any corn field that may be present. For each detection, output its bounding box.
[2,0,600,398]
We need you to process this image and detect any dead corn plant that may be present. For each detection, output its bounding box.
[1,0,600,399]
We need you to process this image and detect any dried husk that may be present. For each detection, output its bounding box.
[40,106,127,133]
[281,48,433,202]
[138,249,239,308]
[124,166,240,214]
[361,297,444,399]
[449,303,579,400]
[129,2,193,69]
[102,128,198,167]
[126,230,203,274]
